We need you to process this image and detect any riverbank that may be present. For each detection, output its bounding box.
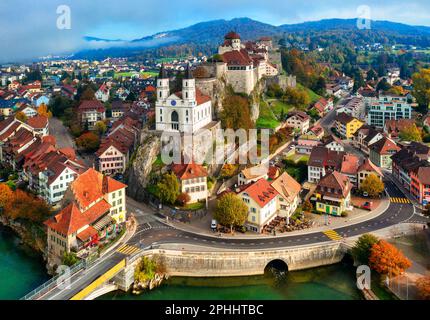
[0,225,49,299]
[0,215,46,256]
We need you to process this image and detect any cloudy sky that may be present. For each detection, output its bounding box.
[0,0,429,63]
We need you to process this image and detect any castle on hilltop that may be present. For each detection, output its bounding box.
[216,31,279,95]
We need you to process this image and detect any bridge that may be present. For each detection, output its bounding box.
[33,241,350,300]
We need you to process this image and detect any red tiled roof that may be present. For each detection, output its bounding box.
[71,168,126,209]
[59,147,76,160]
[370,137,400,155]
[241,178,278,208]
[78,100,105,113]
[172,162,208,180]
[26,115,48,129]
[358,159,383,177]
[225,31,241,40]
[221,49,253,66]
[45,200,111,236]
[77,226,98,242]
[340,154,360,175]
[173,88,211,106]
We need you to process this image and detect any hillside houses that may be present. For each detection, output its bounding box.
[96,114,142,176]
[78,100,106,130]
[392,142,430,205]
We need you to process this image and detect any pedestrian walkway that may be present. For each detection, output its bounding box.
[323,230,343,241]
[116,244,140,256]
[390,197,411,204]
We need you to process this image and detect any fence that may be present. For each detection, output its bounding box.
[20,260,86,300]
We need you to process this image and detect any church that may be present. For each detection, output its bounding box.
[155,65,213,134]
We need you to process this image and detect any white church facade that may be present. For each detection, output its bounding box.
[155,66,213,134]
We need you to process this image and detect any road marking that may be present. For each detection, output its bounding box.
[323,230,343,241]
[117,244,140,256]
[390,197,411,204]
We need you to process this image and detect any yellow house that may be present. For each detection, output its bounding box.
[335,112,364,140]
[314,171,352,216]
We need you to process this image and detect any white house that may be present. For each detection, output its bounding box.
[238,178,279,233]
[95,84,110,103]
[172,162,208,204]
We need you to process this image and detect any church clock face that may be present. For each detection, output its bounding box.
[171,100,177,106]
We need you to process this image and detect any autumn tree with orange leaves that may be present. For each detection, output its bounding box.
[0,184,51,223]
[416,276,430,300]
[37,103,53,118]
[369,240,412,277]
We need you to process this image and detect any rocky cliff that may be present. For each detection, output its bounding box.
[125,131,161,201]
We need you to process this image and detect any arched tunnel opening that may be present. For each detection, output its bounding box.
[264,259,289,283]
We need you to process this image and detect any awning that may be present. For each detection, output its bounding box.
[93,214,114,231]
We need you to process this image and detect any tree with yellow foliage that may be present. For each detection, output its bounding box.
[15,111,28,122]
[412,68,430,108]
[37,103,52,118]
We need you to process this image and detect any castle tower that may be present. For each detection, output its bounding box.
[225,31,241,51]
[157,64,170,100]
[182,65,196,101]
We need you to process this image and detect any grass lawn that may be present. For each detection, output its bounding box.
[181,202,205,211]
[156,56,188,64]
[140,71,159,78]
[256,100,280,130]
[269,100,294,119]
[114,72,138,79]
[296,83,321,104]
[287,153,310,164]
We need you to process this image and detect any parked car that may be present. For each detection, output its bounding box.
[211,219,218,231]
[361,201,373,211]
[362,191,369,197]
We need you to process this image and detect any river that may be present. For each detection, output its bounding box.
[0,226,49,300]
[99,261,365,300]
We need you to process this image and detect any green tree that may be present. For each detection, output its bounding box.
[220,94,254,130]
[412,68,430,108]
[214,193,249,233]
[94,121,107,135]
[399,123,422,142]
[367,69,377,81]
[376,78,391,92]
[351,234,379,264]
[360,174,384,198]
[62,252,79,267]
[156,172,180,205]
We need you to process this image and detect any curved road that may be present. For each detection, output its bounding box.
[37,179,426,300]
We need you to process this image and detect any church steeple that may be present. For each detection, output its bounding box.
[182,64,195,101]
[184,64,194,80]
[157,64,170,100]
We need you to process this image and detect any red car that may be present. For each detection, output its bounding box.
[361,202,373,211]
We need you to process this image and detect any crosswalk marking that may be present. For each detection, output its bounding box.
[323,230,343,241]
[117,244,140,256]
[390,197,411,204]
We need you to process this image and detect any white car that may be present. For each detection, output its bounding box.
[211,219,218,230]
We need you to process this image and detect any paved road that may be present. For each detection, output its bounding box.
[35,179,427,300]
[49,117,76,150]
